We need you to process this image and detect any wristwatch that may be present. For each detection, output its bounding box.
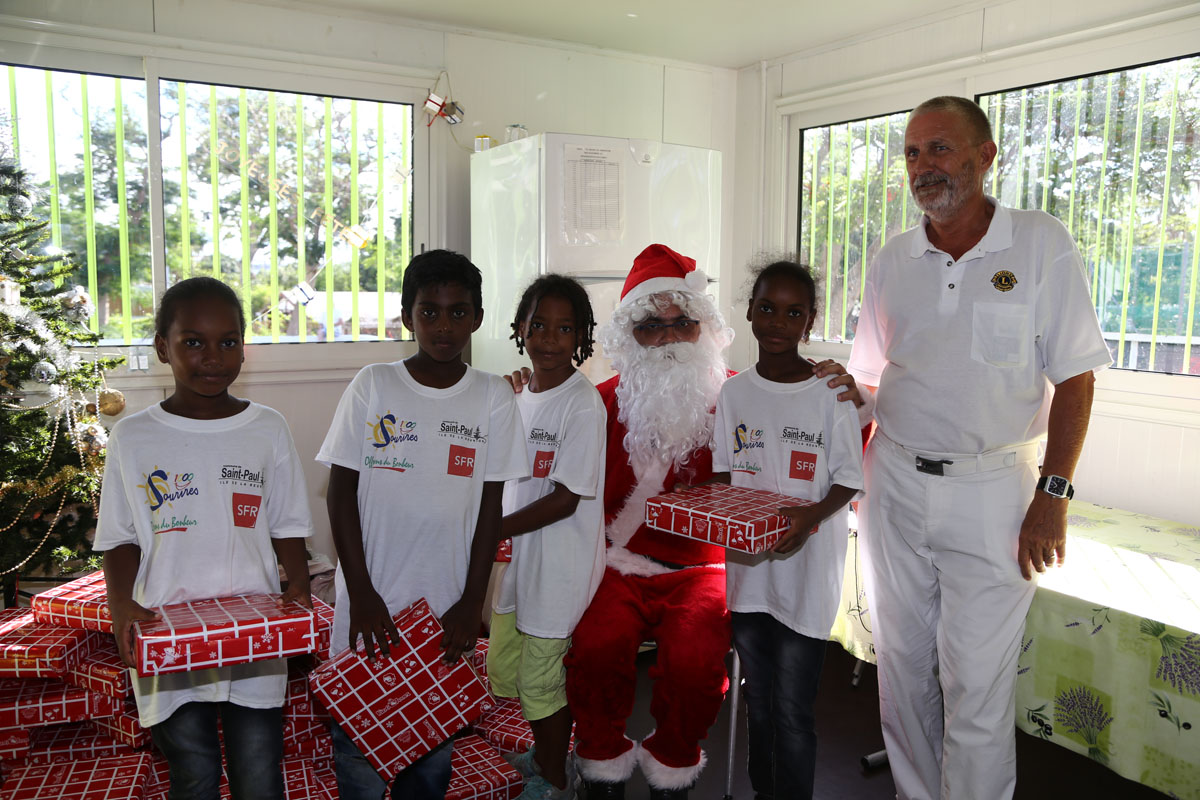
[1037,474,1074,500]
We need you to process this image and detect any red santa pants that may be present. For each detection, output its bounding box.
[565,565,730,787]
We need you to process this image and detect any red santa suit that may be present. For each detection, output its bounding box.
[565,245,733,791]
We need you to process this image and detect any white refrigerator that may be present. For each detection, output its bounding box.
[470,132,721,381]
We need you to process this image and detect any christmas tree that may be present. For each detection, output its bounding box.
[0,160,124,602]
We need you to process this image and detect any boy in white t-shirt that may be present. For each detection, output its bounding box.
[488,275,607,800]
[96,277,313,800]
[317,250,528,800]
[709,261,864,800]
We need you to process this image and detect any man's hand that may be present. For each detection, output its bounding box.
[1016,491,1068,580]
[774,505,822,554]
[813,360,864,408]
[109,598,158,669]
[504,367,532,394]
[439,596,483,664]
[347,588,401,660]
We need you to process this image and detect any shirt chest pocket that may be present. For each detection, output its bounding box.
[970,302,1030,368]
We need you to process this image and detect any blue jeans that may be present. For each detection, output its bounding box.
[331,723,454,800]
[150,702,284,800]
[731,612,827,800]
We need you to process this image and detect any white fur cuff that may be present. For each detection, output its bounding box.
[576,738,640,783]
[639,745,707,790]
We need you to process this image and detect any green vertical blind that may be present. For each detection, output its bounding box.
[980,56,1200,375]
[1,65,151,343]
[799,110,909,342]
[158,79,415,342]
[799,54,1200,376]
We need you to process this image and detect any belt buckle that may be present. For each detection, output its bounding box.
[915,456,951,476]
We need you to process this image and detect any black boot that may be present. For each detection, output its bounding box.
[582,780,625,799]
[648,788,689,800]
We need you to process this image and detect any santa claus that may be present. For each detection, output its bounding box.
[563,244,735,800]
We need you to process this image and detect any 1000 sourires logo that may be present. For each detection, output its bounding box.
[139,467,199,534]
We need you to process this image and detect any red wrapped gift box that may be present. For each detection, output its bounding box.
[0,726,30,761]
[473,697,532,754]
[311,597,334,660]
[0,678,121,729]
[89,698,151,749]
[134,594,319,676]
[645,484,813,554]
[471,639,489,682]
[64,637,132,698]
[446,734,523,800]
[0,609,98,678]
[24,721,135,766]
[494,538,512,563]
[30,571,113,633]
[1,752,152,799]
[307,598,494,781]
[472,696,574,755]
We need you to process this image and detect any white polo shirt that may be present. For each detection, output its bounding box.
[848,199,1111,454]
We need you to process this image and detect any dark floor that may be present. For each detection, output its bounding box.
[619,642,1167,799]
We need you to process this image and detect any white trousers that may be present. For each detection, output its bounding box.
[860,433,1039,800]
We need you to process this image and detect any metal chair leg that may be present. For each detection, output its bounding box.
[723,648,741,800]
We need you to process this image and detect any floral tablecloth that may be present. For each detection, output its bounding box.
[830,501,1200,799]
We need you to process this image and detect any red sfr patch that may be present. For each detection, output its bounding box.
[232,492,262,528]
[448,444,476,477]
[790,450,817,482]
[533,450,555,478]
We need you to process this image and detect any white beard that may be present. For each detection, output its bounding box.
[614,339,726,476]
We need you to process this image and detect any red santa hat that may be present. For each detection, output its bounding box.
[619,244,709,308]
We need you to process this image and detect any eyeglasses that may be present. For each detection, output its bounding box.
[633,318,700,335]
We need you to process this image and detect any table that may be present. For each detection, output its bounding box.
[830,501,1200,799]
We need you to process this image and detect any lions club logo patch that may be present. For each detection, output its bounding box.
[991,270,1018,292]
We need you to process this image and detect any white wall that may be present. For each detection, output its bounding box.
[731,0,1200,525]
[0,0,738,561]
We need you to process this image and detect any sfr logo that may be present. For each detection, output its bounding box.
[533,450,555,478]
[790,451,817,481]
[448,445,476,477]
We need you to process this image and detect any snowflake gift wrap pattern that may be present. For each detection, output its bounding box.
[0,608,99,678]
[307,598,494,782]
[0,752,153,799]
[446,734,524,800]
[645,484,813,554]
[133,594,320,676]
[30,571,114,633]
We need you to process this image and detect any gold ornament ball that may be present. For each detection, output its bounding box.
[98,389,126,416]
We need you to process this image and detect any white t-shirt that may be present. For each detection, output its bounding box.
[494,371,606,639]
[848,200,1112,454]
[712,369,864,638]
[316,362,528,655]
[93,402,314,727]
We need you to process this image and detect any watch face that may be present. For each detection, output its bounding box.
[1048,476,1069,496]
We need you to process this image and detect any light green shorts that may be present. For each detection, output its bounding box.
[486,611,570,722]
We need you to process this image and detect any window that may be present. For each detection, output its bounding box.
[980,55,1200,374]
[1,65,417,345]
[798,110,909,343]
[159,80,415,343]
[2,65,151,343]
[798,54,1200,376]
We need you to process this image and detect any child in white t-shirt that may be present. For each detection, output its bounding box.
[709,261,864,800]
[488,275,606,800]
[317,250,528,800]
[95,276,314,800]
